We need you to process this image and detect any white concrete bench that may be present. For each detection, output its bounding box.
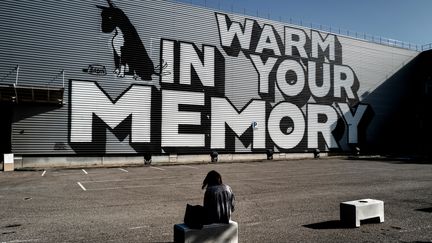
[340,199,384,227]
[174,220,238,243]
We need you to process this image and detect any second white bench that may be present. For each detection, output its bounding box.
[340,199,384,227]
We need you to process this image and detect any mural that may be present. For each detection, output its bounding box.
[69,1,373,154]
[96,0,164,80]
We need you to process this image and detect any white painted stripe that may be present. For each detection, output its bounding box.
[77,182,87,191]
[82,169,88,175]
[41,170,46,176]
[2,239,40,243]
[119,168,129,173]
[181,165,198,169]
[129,225,150,230]
[245,222,261,226]
[150,166,165,171]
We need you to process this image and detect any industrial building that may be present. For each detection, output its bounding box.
[0,0,430,168]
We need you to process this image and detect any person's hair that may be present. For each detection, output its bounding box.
[202,170,222,189]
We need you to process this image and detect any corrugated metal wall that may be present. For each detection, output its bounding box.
[0,0,419,155]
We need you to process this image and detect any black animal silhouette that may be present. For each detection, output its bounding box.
[97,0,158,80]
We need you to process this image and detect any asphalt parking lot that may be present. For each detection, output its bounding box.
[0,157,431,243]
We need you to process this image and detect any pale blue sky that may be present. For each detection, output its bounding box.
[174,0,432,46]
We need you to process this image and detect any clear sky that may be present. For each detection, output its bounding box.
[174,0,432,46]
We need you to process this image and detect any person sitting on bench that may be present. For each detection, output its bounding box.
[202,170,236,224]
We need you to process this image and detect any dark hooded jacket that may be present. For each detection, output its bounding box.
[203,184,235,224]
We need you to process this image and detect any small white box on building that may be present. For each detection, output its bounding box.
[340,199,384,227]
[3,153,14,171]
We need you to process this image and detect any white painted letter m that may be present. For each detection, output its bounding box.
[70,80,151,143]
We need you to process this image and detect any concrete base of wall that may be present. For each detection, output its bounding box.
[3,163,14,171]
[15,152,326,169]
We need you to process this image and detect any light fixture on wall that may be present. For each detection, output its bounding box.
[314,149,320,159]
[144,153,152,165]
[266,149,274,160]
[210,151,218,163]
[354,146,360,156]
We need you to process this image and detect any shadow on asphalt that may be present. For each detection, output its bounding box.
[400,241,432,243]
[303,220,350,230]
[346,156,432,165]
[303,218,383,230]
[415,207,432,213]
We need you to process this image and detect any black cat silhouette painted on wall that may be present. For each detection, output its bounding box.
[97,0,158,80]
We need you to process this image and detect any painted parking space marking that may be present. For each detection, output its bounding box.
[2,239,40,243]
[150,166,165,171]
[77,182,87,191]
[118,168,129,173]
[180,165,199,169]
[129,225,150,230]
[244,221,262,226]
[82,169,88,175]
[41,170,46,176]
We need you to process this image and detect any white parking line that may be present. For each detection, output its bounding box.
[82,169,88,175]
[2,239,40,243]
[129,225,150,230]
[181,165,199,169]
[41,170,46,176]
[119,168,129,173]
[245,222,261,226]
[150,166,165,171]
[77,182,87,191]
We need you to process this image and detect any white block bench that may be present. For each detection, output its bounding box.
[340,199,384,227]
[174,220,238,243]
